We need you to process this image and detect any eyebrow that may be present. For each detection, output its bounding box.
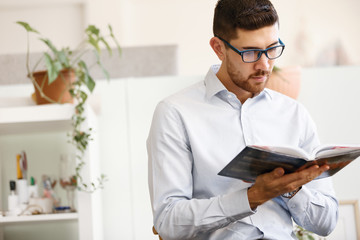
[242,40,280,50]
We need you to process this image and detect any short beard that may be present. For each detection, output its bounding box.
[228,64,271,94]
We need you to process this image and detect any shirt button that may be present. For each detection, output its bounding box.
[228,94,232,98]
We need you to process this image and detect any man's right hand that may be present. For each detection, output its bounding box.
[247,164,330,210]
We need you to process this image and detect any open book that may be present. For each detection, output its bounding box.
[218,144,360,182]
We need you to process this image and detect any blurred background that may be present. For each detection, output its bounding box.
[0,0,359,240]
[1,0,359,75]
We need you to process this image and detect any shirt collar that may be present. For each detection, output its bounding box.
[204,64,273,101]
[205,65,227,100]
[263,88,274,100]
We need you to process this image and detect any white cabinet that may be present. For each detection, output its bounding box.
[0,89,102,240]
[95,76,203,239]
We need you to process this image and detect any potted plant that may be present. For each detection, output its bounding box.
[17,21,121,192]
[267,65,302,99]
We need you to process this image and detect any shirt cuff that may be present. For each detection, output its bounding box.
[281,186,320,216]
[219,188,256,220]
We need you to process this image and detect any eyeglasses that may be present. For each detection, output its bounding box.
[217,36,285,63]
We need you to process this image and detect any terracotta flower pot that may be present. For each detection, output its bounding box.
[31,69,75,105]
[266,66,302,99]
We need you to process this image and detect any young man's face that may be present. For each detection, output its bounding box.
[223,24,280,95]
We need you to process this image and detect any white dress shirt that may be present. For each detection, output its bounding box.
[147,65,338,240]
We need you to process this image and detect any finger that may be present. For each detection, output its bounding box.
[302,164,329,180]
[259,167,285,183]
[319,164,330,172]
[273,167,285,178]
[268,167,285,179]
[283,164,329,187]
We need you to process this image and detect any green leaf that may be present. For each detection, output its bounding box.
[78,90,88,103]
[40,38,59,56]
[43,53,59,84]
[57,49,70,68]
[100,37,112,56]
[86,25,100,36]
[16,21,39,34]
[54,61,63,72]
[87,34,101,54]
[85,74,96,92]
[40,38,70,68]
[108,24,122,56]
[93,50,110,80]
[78,61,96,92]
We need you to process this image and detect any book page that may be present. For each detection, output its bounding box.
[252,145,310,160]
[313,144,360,159]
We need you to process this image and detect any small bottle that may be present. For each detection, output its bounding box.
[28,176,39,198]
[17,179,28,204]
[8,180,19,214]
[16,153,29,204]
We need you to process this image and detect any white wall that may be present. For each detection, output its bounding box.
[0,0,86,55]
[298,66,360,202]
[1,0,360,75]
[85,0,360,74]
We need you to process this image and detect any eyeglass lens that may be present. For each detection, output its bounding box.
[243,46,283,62]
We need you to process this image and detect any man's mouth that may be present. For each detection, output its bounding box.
[250,74,268,83]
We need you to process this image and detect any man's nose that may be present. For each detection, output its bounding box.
[255,52,271,71]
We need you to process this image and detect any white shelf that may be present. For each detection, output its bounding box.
[0,91,101,240]
[0,104,74,135]
[0,213,78,224]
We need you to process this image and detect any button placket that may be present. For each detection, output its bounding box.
[241,105,252,145]
[226,93,241,109]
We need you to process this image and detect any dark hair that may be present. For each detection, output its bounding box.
[213,0,279,41]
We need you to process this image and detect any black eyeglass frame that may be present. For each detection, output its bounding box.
[216,36,285,63]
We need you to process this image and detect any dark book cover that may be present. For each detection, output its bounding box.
[218,146,360,182]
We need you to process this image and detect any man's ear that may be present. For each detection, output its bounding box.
[210,37,226,61]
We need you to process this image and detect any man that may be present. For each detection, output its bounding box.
[147,0,338,239]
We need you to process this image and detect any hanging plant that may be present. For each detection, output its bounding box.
[17,21,121,192]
